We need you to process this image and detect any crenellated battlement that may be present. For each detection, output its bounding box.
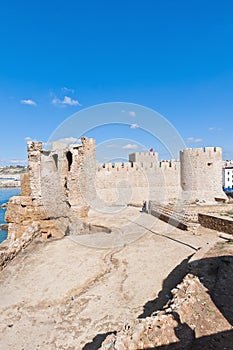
[97,162,133,171]
[130,151,158,156]
[97,160,180,172]
[180,147,222,156]
[159,160,180,170]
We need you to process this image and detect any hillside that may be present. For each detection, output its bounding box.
[0,166,27,175]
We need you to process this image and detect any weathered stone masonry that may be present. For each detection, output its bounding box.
[5,138,228,240]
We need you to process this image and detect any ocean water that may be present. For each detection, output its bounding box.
[0,188,20,243]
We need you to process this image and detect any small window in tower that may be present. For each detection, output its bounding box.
[207,162,213,166]
[52,154,58,169]
[66,151,73,172]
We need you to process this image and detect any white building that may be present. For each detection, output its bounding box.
[223,167,233,191]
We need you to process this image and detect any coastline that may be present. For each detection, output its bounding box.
[0,182,20,188]
[0,187,21,243]
[0,175,21,188]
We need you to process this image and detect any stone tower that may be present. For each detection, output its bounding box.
[129,151,159,165]
[180,147,227,203]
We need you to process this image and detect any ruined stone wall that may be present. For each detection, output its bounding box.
[5,137,97,240]
[180,147,227,203]
[198,213,233,234]
[20,173,31,196]
[27,141,43,200]
[0,222,40,271]
[67,137,96,233]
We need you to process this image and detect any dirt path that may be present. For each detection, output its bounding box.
[0,208,221,349]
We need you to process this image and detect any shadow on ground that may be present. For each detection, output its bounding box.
[143,329,233,349]
[139,252,233,349]
[82,246,233,349]
[140,254,233,325]
[82,332,116,350]
[138,254,193,318]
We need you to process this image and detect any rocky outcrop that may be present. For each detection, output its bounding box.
[5,195,63,240]
[100,274,232,349]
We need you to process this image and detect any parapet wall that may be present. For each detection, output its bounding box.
[97,160,179,171]
[95,161,181,205]
[198,213,233,234]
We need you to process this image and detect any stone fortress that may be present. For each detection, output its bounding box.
[5,137,228,241]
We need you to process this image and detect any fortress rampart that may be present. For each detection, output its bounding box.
[5,138,227,240]
[95,159,180,205]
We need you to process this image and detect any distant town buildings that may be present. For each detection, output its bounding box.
[223,165,233,191]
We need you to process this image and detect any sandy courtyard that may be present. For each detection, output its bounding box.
[0,207,221,349]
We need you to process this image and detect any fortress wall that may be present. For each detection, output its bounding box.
[95,166,149,205]
[95,161,181,206]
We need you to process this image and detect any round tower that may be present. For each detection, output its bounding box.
[180,147,227,203]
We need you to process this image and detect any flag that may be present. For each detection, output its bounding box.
[149,148,153,152]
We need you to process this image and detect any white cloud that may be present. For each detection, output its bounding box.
[122,143,138,150]
[130,123,139,129]
[25,136,39,142]
[62,87,75,94]
[129,111,136,117]
[187,137,203,143]
[52,95,81,106]
[9,159,27,165]
[21,99,37,106]
[56,137,80,145]
[51,97,62,105]
[63,96,80,106]
[208,126,222,131]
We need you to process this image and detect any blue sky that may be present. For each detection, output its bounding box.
[0,0,233,164]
